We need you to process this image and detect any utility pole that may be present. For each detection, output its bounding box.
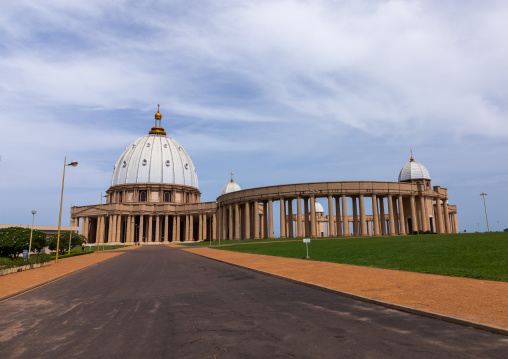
[480,193,490,232]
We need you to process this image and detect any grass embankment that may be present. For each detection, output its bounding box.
[50,244,131,260]
[213,232,508,282]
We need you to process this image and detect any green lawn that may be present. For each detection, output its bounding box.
[214,232,508,282]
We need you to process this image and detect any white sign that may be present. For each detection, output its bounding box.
[303,238,310,243]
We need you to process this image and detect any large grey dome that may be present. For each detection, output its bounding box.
[110,134,198,188]
[398,157,430,182]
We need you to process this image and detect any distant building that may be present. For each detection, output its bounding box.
[71,107,459,243]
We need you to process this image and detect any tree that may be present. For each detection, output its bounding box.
[504,228,508,232]
[0,227,47,258]
[47,232,87,255]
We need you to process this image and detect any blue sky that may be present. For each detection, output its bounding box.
[0,0,507,233]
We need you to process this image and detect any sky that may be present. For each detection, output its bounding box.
[0,0,507,233]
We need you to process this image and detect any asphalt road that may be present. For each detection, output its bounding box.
[0,246,506,359]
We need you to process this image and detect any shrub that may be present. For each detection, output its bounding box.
[0,227,47,259]
[47,232,87,255]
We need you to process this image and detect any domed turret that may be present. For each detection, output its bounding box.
[315,200,324,213]
[221,173,241,195]
[398,154,431,182]
[110,106,198,188]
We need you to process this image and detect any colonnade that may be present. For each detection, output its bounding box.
[216,182,459,240]
[77,212,216,244]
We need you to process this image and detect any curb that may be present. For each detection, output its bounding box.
[0,253,126,303]
[185,250,508,337]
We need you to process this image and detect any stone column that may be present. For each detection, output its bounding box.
[359,195,367,236]
[280,198,286,238]
[147,215,152,242]
[371,195,380,236]
[379,197,386,235]
[126,215,132,243]
[443,200,451,233]
[253,201,260,239]
[176,215,181,242]
[171,216,177,242]
[335,197,342,236]
[327,195,334,237]
[352,197,358,236]
[453,213,459,233]
[410,196,417,233]
[189,215,194,241]
[341,195,349,236]
[81,217,87,238]
[296,197,302,237]
[109,215,116,243]
[139,215,144,242]
[234,203,240,240]
[398,195,406,235]
[387,195,396,235]
[302,198,309,236]
[419,196,428,232]
[116,215,122,243]
[244,202,250,239]
[222,207,227,240]
[263,202,268,238]
[212,213,216,240]
[268,199,274,239]
[310,196,316,237]
[155,216,160,242]
[287,199,294,238]
[435,198,444,234]
[164,215,169,242]
[227,205,232,240]
[392,196,400,235]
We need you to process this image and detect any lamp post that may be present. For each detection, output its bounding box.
[480,193,489,232]
[56,157,78,263]
[28,210,37,258]
[477,223,479,232]
[68,217,73,254]
[497,221,500,232]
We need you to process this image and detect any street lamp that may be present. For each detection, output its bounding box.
[56,157,78,263]
[476,223,479,232]
[28,210,37,258]
[480,193,490,232]
[497,221,500,232]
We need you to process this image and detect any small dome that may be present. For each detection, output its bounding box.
[221,180,241,195]
[398,157,431,182]
[315,200,324,213]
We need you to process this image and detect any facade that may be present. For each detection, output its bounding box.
[71,108,459,244]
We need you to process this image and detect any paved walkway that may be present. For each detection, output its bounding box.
[0,247,138,300]
[1,244,506,335]
[183,247,508,334]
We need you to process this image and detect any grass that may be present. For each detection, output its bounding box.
[179,237,299,247]
[49,244,131,260]
[213,232,508,282]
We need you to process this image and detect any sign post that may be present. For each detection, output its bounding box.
[303,238,310,259]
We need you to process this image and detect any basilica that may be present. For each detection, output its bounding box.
[71,107,459,244]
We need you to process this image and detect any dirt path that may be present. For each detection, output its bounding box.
[183,247,508,332]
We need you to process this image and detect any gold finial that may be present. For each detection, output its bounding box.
[230,171,234,183]
[149,104,166,135]
[410,148,414,162]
